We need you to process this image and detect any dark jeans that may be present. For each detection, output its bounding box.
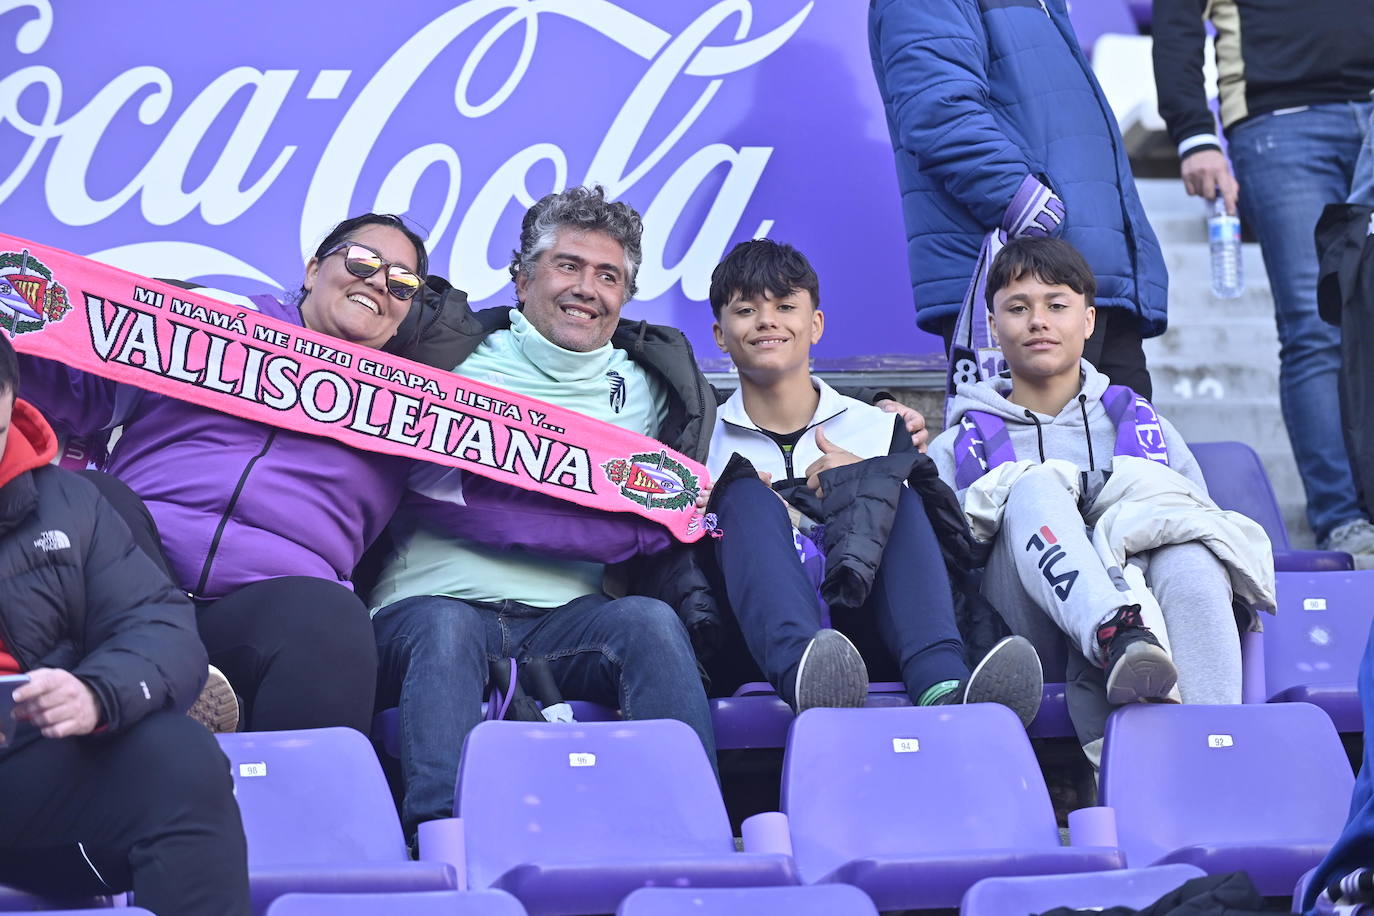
[374,592,715,837]
[710,476,968,701]
[1229,100,1371,541]
[84,471,377,732]
[0,711,251,916]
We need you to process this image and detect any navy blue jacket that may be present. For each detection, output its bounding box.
[869,0,1168,336]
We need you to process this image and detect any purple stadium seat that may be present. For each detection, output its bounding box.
[1066,0,1137,55]
[454,719,797,916]
[1264,570,1374,731]
[265,890,525,915]
[1192,441,1354,571]
[0,889,115,911]
[1128,0,1152,29]
[960,864,1207,915]
[0,911,148,915]
[781,706,1123,910]
[371,702,620,759]
[218,728,459,915]
[1098,703,1354,895]
[617,885,878,916]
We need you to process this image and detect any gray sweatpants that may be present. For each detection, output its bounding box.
[981,467,1242,726]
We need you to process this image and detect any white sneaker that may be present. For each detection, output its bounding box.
[188,665,240,733]
[1323,518,1374,556]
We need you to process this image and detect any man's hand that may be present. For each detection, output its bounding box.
[877,398,929,452]
[1181,149,1240,215]
[805,427,862,497]
[12,668,102,739]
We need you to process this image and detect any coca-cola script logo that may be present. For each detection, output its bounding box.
[0,0,936,368]
[1,2,803,292]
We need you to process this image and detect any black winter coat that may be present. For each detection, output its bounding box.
[0,466,205,755]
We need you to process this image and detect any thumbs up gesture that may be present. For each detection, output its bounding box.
[804,426,862,497]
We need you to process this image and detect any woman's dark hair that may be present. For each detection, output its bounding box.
[0,332,17,399]
[295,213,429,303]
[708,238,820,318]
[985,237,1096,311]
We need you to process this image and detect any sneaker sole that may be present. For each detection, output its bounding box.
[794,629,869,712]
[188,665,240,733]
[1105,641,1178,705]
[963,635,1044,728]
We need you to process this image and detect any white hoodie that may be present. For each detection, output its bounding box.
[927,360,1205,498]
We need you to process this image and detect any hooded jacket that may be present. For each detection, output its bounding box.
[0,399,205,757]
[929,360,1204,496]
[868,0,1168,336]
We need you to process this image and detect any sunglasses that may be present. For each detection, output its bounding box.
[322,242,423,300]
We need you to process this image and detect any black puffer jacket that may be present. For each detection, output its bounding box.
[0,401,205,756]
[751,449,1004,660]
[386,277,723,651]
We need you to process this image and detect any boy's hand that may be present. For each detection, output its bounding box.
[805,427,862,497]
[877,399,928,452]
[12,668,102,739]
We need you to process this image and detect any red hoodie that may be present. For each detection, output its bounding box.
[0,398,58,676]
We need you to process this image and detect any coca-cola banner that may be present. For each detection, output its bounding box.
[0,0,943,372]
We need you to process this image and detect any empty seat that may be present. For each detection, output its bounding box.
[0,910,147,915]
[1192,441,1353,571]
[218,728,458,915]
[960,865,1207,915]
[781,705,1122,910]
[1265,570,1373,730]
[617,885,877,916]
[0,889,115,911]
[1098,703,1353,895]
[266,890,525,915]
[456,719,796,916]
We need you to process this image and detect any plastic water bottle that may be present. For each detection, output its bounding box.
[1208,196,1243,299]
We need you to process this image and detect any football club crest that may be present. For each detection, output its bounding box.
[0,250,72,335]
[602,449,700,512]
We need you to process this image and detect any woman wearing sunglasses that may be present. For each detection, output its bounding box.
[18,213,438,735]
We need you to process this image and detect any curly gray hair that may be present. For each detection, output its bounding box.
[509,185,644,301]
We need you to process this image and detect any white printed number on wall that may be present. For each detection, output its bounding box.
[569,753,597,767]
[1303,598,1328,611]
[892,738,920,753]
[239,762,268,777]
[1207,734,1234,748]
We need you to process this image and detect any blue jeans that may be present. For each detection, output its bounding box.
[711,476,968,701]
[373,592,715,837]
[1228,101,1372,542]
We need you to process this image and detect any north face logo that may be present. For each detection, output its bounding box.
[33,530,71,552]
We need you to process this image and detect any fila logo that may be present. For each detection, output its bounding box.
[33,530,71,552]
[1025,525,1079,601]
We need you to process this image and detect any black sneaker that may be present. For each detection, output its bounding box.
[1098,606,1178,705]
[787,629,868,713]
[927,635,1044,728]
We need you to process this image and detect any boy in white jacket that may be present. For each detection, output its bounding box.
[928,238,1246,741]
[704,239,1042,723]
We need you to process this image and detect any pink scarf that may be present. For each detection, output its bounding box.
[0,233,713,542]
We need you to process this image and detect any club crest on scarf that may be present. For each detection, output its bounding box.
[602,450,700,512]
[0,250,72,336]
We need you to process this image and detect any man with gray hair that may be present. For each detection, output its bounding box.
[371,186,720,838]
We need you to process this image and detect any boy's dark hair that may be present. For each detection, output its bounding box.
[708,239,820,318]
[0,332,17,398]
[985,237,1096,311]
